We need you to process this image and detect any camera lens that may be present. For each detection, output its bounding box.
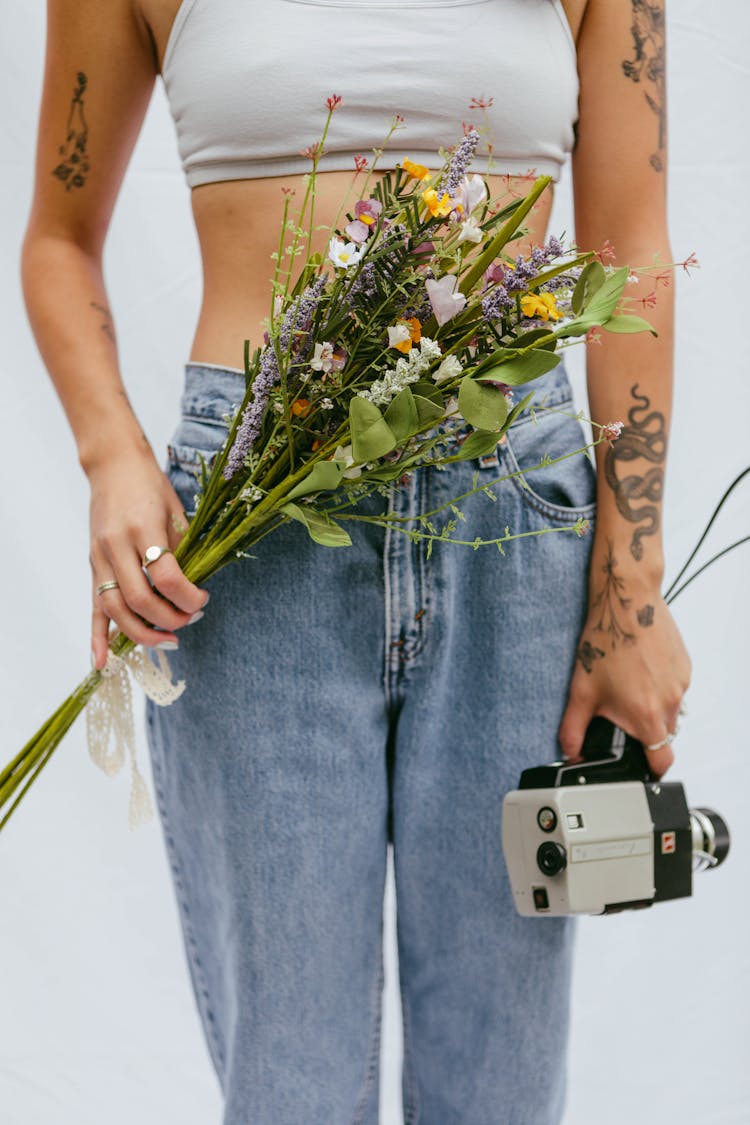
[536,841,567,877]
[691,807,730,868]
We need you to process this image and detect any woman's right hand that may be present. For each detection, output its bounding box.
[88,450,210,671]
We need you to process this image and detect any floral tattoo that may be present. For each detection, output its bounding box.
[622,0,666,172]
[51,72,90,191]
[604,384,666,562]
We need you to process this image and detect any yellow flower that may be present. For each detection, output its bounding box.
[422,188,454,218]
[388,317,422,354]
[519,292,562,321]
[403,158,432,181]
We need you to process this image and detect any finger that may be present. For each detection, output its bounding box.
[139,546,208,615]
[166,505,190,551]
[91,595,112,672]
[95,584,182,650]
[104,538,198,631]
[558,690,597,763]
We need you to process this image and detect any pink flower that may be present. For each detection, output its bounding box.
[426,275,467,326]
[602,421,623,443]
[485,263,506,286]
[345,219,370,243]
[326,94,342,112]
[353,154,369,174]
[454,174,487,216]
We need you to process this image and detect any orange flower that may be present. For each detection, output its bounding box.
[403,158,431,181]
[311,438,324,451]
[291,398,312,417]
[388,317,422,354]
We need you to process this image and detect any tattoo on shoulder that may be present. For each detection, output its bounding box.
[51,72,90,191]
[622,1,666,173]
[603,384,666,562]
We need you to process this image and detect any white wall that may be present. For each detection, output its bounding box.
[1,3,748,1123]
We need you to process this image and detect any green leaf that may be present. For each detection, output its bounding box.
[285,459,346,501]
[581,266,630,324]
[477,349,560,386]
[280,502,352,547]
[458,377,509,432]
[571,261,606,315]
[601,313,658,336]
[510,328,557,352]
[384,387,419,441]
[452,428,504,460]
[411,380,444,405]
[349,396,397,461]
[505,390,535,427]
[412,394,445,429]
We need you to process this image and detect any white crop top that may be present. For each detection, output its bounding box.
[160,0,579,188]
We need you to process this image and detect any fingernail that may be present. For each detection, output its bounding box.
[188,610,204,625]
[90,649,97,671]
[202,592,211,606]
[156,640,179,651]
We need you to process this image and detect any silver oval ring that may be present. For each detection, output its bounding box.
[142,545,173,569]
[645,731,676,752]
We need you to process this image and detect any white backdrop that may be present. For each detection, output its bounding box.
[1,3,749,1123]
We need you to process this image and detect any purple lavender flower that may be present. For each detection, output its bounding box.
[440,128,480,198]
[224,277,326,479]
[481,286,514,321]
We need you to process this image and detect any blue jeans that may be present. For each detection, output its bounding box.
[145,356,596,1125]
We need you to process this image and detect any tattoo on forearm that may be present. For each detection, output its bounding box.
[604,384,666,562]
[637,604,655,627]
[622,1,666,172]
[592,541,635,647]
[51,72,90,191]
[90,301,115,343]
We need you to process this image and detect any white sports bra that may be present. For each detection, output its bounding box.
[161,0,579,187]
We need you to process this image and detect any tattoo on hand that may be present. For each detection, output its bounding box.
[51,72,90,191]
[604,384,666,561]
[591,540,636,648]
[576,640,606,674]
[90,301,115,344]
[622,1,666,172]
[637,604,655,627]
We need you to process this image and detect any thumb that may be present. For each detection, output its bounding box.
[558,689,597,763]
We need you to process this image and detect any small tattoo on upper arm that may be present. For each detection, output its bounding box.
[604,384,666,562]
[622,1,666,172]
[637,604,655,627]
[51,72,90,191]
[90,301,115,343]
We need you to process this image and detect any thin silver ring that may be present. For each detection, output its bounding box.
[646,730,676,752]
[96,580,120,596]
[142,545,173,569]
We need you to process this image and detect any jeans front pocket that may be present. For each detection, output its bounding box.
[501,403,597,524]
[165,416,229,518]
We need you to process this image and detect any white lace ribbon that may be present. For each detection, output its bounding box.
[85,648,185,829]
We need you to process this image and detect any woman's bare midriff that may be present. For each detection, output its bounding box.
[186,171,555,370]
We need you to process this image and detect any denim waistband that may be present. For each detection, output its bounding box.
[177,353,575,427]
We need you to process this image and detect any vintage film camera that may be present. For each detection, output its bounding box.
[502,717,730,916]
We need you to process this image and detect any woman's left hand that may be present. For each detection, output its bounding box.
[558,566,692,779]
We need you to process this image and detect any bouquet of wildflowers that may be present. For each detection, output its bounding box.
[0,100,657,832]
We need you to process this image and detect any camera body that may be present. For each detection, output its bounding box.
[502,718,729,916]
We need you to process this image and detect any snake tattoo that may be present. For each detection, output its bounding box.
[604,384,666,561]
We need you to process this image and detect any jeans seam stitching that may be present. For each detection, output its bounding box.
[501,435,597,523]
[147,706,227,1079]
[400,982,421,1124]
[349,920,385,1125]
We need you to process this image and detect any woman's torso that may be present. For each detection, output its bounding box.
[137,0,587,369]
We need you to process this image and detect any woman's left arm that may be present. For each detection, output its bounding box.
[558,0,691,777]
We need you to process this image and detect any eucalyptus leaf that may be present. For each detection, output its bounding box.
[477,349,560,386]
[349,396,397,461]
[413,394,445,429]
[458,377,509,432]
[452,429,504,460]
[510,328,557,352]
[384,387,419,441]
[601,314,657,336]
[571,261,606,316]
[581,266,630,324]
[411,380,444,405]
[281,502,352,547]
[285,459,346,501]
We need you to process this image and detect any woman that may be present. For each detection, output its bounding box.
[20,0,690,1121]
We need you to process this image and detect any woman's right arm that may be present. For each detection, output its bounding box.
[21,0,208,671]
